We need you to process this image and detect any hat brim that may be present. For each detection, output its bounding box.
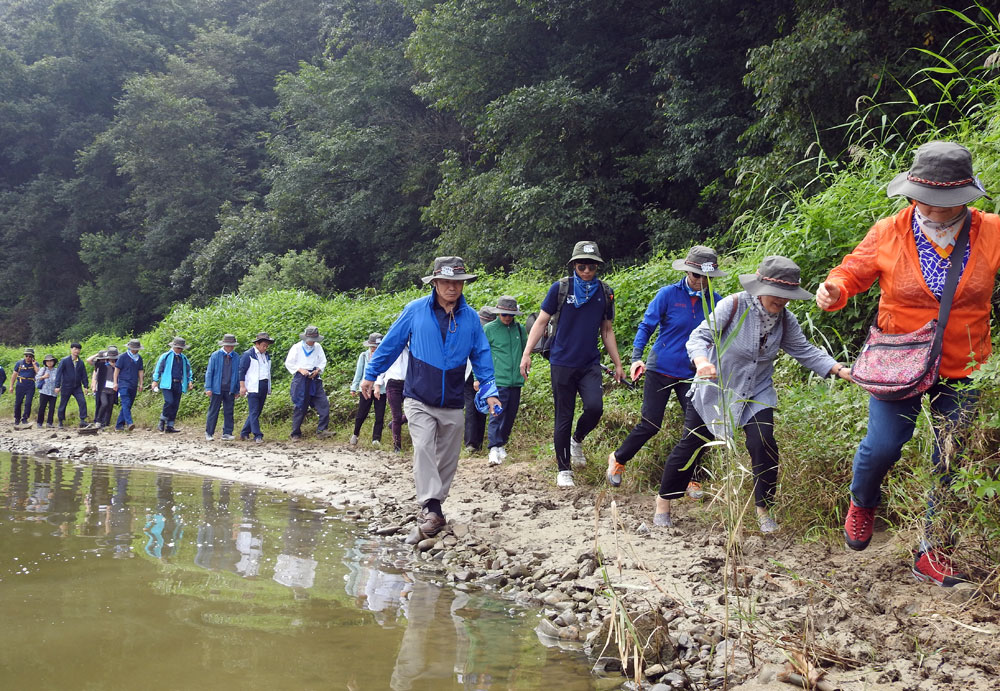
[301,334,325,342]
[887,172,990,206]
[493,308,523,315]
[738,274,813,300]
[567,254,604,264]
[218,341,239,346]
[670,258,728,278]
[126,344,143,350]
[422,273,477,284]
[170,344,189,350]
[254,338,275,344]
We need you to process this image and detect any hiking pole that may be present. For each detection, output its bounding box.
[600,364,635,390]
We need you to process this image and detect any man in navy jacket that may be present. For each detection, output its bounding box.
[204,334,242,441]
[54,342,89,428]
[360,256,500,543]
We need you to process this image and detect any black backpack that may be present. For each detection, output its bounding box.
[526,277,613,359]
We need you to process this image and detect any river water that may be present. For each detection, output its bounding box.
[0,454,598,690]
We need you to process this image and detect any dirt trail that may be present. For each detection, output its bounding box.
[3,423,997,690]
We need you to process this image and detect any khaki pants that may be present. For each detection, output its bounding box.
[403,398,464,505]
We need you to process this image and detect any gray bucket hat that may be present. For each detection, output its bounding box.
[493,296,523,315]
[568,241,604,264]
[671,246,727,278]
[477,306,497,326]
[23,347,35,356]
[364,332,383,347]
[218,334,238,347]
[300,325,324,342]
[253,332,275,344]
[422,256,477,284]
[169,337,188,350]
[887,141,991,207]
[126,339,143,350]
[42,354,56,364]
[104,346,120,359]
[739,256,813,300]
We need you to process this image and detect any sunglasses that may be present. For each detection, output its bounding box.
[575,262,599,271]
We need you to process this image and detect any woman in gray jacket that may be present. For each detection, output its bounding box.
[654,256,852,533]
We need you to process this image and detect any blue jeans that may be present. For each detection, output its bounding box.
[206,392,235,436]
[116,386,137,428]
[487,386,521,448]
[57,387,88,424]
[160,384,183,426]
[850,379,978,509]
[241,391,268,440]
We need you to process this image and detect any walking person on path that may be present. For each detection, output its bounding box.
[35,354,57,428]
[151,337,194,433]
[482,296,527,466]
[54,342,89,428]
[519,241,624,487]
[204,334,241,441]
[817,141,999,586]
[359,256,501,544]
[10,347,39,427]
[113,339,144,431]
[375,345,410,454]
[350,332,385,447]
[239,332,274,444]
[285,325,332,441]
[92,346,119,429]
[655,256,851,533]
[606,246,725,490]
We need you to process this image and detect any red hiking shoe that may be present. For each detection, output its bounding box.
[912,549,969,587]
[844,500,875,551]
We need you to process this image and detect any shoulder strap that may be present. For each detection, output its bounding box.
[930,210,972,357]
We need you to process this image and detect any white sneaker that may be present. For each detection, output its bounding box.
[498,446,508,460]
[371,440,381,449]
[349,434,358,445]
[556,470,575,488]
[488,447,502,466]
[569,438,587,468]
[205,433,214,441]
[221,434,235,441]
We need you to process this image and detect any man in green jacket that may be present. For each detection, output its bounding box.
[483,296,527,466]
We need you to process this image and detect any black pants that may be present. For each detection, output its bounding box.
[463,373,485,450]
[36,393,56,425]
[615,371,691,463]
[353,393,386,440]
[14,381,35,422]
[95,389,117,427]
[487,386,521,448]
[386,378,405,449]
[659,404,778,508]
[550,363,604,472]
[58,387,88,424]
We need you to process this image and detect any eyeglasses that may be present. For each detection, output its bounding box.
[575,262,599,271]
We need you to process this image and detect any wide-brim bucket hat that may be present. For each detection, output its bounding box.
[253,332,275,344]
[422,256,477,284]
[126,339,143,350]
[363,332,383,347]
[300,326,324,342]
[568,241,604,264]
[169,337,189,350]
[104,346,120,359]
[42,354,56,364]
[23,347,35,356]
[218,334,239,347]
[887,141,991,207]
[493,296,523,315]
[671,245,727,278]
[739,256,813,300]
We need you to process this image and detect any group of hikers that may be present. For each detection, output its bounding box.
[1,141,994,589]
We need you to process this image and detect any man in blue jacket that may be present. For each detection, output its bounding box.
[204,334,241,441]
[606,246,726,488]
[151,337,194,433]
[54,342,89,428]
[360,256,501,543]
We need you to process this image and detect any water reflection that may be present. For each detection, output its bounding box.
[0,454,596,690]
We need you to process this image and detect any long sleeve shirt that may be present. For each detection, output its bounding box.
[285,341,327,376]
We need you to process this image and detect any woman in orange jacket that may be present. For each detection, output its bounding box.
[817,141,998,587]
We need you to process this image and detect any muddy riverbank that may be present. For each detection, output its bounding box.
[3,423,997,690]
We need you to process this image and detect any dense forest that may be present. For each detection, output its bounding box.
[0,0,987,343]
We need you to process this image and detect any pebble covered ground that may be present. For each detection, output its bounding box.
[3,422,998,690]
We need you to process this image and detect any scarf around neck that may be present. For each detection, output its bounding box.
[572,275,599,309]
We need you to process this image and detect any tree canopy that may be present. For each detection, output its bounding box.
[0,0,981,341]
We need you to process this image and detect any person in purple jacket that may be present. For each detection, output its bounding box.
[606,246,726,489]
